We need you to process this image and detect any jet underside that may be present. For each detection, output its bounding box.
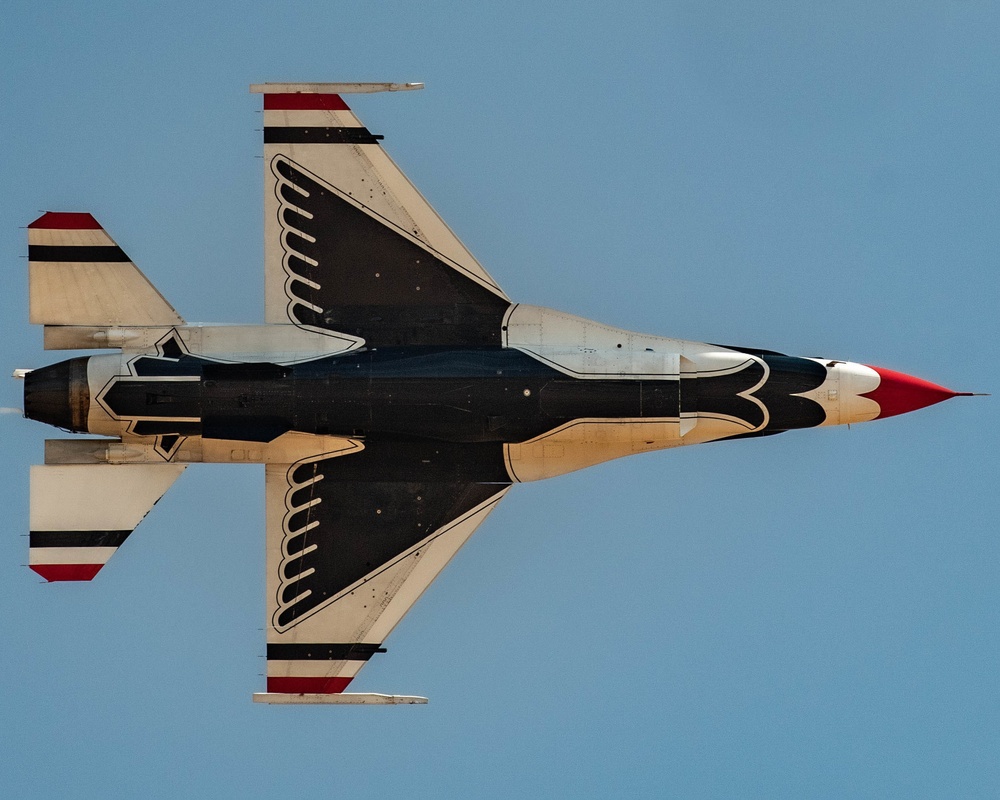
[18,82,968,704]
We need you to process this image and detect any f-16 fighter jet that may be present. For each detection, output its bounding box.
[19,83,972,704]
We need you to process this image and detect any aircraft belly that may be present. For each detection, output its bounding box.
[18,86,970,702]
[297,375,681,442]
[82,345,834,448]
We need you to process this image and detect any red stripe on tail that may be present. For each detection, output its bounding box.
[30,564,103,582]
[263,94,350,111]
[28,212,102,230]
[266,676,353,694]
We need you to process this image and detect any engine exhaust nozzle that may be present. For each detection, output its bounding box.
[23,357,91,432]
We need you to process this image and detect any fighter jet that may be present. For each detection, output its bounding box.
[18,83,972,704]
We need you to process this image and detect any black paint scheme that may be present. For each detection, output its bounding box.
[27,346,828,447]
[272,156,510,347]
[276,449,507,627]
[49,346,826,446]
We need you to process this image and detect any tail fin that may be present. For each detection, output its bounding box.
[29,464,185,581]
[28,212,184,329]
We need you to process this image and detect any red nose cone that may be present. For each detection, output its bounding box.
[861,366,965,419]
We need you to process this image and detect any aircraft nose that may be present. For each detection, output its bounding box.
[860,366,971,419]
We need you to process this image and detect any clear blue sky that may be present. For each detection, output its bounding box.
[1,2,997,798]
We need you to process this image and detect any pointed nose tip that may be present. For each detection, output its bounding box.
[861,366,968,419]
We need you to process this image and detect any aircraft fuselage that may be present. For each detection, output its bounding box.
[28,344,846,443]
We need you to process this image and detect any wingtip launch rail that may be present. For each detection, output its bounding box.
[253,693,428,705]
[250,82,424,94]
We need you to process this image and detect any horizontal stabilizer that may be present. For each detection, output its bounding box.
[29,463,185,581]
[28,212,184,328]
[252,693,427,705]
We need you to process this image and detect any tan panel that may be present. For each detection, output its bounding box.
[44,433,364,466]
[505,418,684,483]
[29,261,183,326]
[30,464,185,531]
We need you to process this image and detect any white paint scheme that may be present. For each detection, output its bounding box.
[834,361,882,424]
[504,303,764,379]
[29,464,185,572]
[503,304,686,378]
[29,225,183,328]
[29,547,118,566]
[171,324,363,362]
[44,326,154,350]
[30,464,185,531]
[257,86,507,325]
[46,322,365,357]
[29,228,118,247]
[253,693,427,705]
